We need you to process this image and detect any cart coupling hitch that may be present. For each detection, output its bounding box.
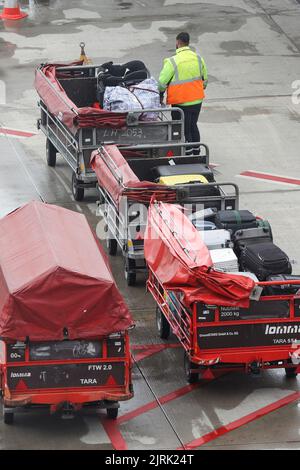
[249,361,261,375]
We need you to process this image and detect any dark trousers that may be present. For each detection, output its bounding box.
[172,103,202,155]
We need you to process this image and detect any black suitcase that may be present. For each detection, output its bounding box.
[152,163,215,183]
[266,275,300,295]
[214,210,258,233]
[233,226,273,255]
[241,242,292,281]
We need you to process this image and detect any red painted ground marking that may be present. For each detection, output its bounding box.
[101,418,128,450]
[118,384,199,425]
[0,127,36,138]
[101,343,223,449]
[132,343,181,362]
[131,342,179,351]
[178,390,300,450]
[240,170,300,186]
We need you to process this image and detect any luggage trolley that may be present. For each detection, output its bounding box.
[0,202,134,424]
[0,332,132,424]
[147,204,300,382]
[36,62,186,201]
[95,143,239,285]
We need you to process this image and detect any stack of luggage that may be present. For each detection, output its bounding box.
[97,60,160,119]
[192,208,300,290]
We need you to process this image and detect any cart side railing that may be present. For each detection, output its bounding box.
[98,187,129,253]
[36,65,80,115]
[38,101,81,174]
[147,268,193,352]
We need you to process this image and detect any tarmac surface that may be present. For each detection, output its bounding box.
[0,0,300,450]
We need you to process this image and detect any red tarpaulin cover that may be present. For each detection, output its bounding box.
[144,201,256,307]
[0,201,133,342]
[90,145,177,205]
[34,63,127,132]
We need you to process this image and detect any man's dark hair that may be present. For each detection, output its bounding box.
[176,32,190,45]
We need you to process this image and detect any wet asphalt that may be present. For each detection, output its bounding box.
[0,0,300,450]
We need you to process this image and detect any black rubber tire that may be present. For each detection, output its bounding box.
[4,411,14,425]
[156,306,170,340]
[72,172,84,202]
[184,352,199,384]
[46,139,57,167]
[125,258,136,286]
[106,407,118,420]
[107,237,118,256]
[285,367,298,378]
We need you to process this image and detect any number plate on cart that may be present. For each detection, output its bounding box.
[96,126,168,144]
[7,362,125,389]
[198,321,300,350]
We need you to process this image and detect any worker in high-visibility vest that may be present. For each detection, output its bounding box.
[158,32,208,155]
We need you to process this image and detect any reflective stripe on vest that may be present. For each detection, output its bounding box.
[167,54,205,105]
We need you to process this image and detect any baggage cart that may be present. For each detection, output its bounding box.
[0,201,134,423]
[0,332,132,424]
[35,63,186,201]
[92,144,239,286]
[145,202,300,382]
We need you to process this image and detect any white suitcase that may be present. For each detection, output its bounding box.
[210,248,239,272]
[200,229,231,250]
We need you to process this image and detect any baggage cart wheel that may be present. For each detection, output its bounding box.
[156,306,170,340]
[46,138,57,167]
[125,258,136,286]
[107,236,118,256]
[106,407,118,420]
[72,172,84,202]
[285,367,298,378]
[3,410,14,425]
[184,352,199,384]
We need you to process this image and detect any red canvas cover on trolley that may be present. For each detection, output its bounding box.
[34,62,127,132]
[0,201,133,342]
[90,145,177,205]
[144,201,255,307]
